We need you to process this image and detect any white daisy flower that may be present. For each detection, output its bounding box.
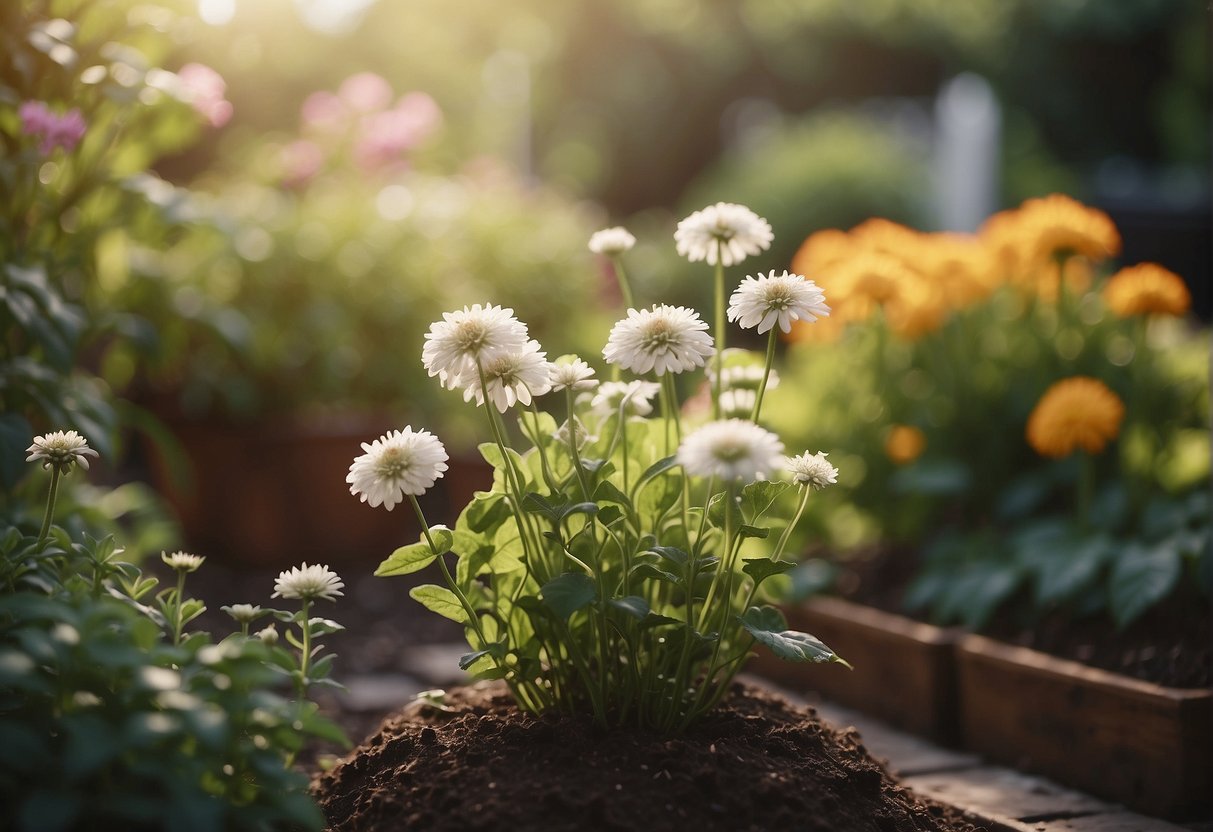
[272,562,345,603]
[721,363,779,391]
[461,340,552,412]
[26,429,99,473]
[675,202,773,267]
[222,604,262,624]
[676,419,785,482]
[785,451,839,490]
[728,270,830,334]
[548,356,598,392]
[162,551,205,573]
[603,305,714,376]
[588,226,636,256]
[347,427,449,510]
[421,304,530,390]
[591,380,661,417]
[720,388,757,419]
[257,624,279,645]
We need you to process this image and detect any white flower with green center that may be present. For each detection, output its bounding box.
[272,563,344,602]
[675,202,773,267]
[422,304,530,390]
[162,551,205,573]
[588,226,636,256]
[728,270,830,334]
[676,419,785,482]
[590,380,661,416]
[461,340,552,412]
[347,427,449,510]
[720,388,757,419]
[222,604,262,624]
[26,429,99,473]
[548,356,598,392]
[603,305,714,376]
[785,451,838,490]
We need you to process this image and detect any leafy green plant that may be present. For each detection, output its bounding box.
[1,432,346,831]
[353,206,849,732]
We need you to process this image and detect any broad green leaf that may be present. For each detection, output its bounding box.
[739,480,790,523]
[707,491,744,530]
[629,563,680,584]
[376,540,439,577]
[593,480,632,508]
[597,505,625,526]
[607,596,649,620]
[1109,542,1181,629]
[739,606,849,666]
[889,460,971,496]
[464,492,511,534]
[636,455,678,489]
[648,546,689,566]
[1033,535,1113,606]
[742,557,796,585]
[738,524,770,539]
[409,585,470,624]
[540,572,597,619]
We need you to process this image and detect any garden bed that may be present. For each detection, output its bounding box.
[311,681,981,832]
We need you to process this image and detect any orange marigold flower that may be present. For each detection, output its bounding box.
[791,228,854,276]
[1026,377,1124,458]
[1019,194,1121,264]
[884,425,926,465]
[1103,263,1191,318]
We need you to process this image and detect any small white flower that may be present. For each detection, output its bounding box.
[462,340,552,412]
[222,604,262,624]
[588,226,636,256]
[272,562,345,603]
[677,419,785,482]
[591,380,661,417]
[421,304,530,390]
[347,427,449,510]
[553,417,596,450]
[785,451,839,490]
[728,270,830,334]
[721,363,779,391]
[720,388,757,419]
[162,551,205,573]
[675,202,773,267]
[26,429,99,473]
[603,305,714,376]
[257,624,279,646]
[548,356,598,392]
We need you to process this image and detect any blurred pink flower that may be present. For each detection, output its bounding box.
[178,63,233,128]
[20,100,87,154]
[280,139,324,187]
[301,90,347,133]
[353,92,442,172]
[338,72,392,113]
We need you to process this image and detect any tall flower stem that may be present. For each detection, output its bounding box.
[409,495,489,651]
[750,327,779,423]
[564,388,591,500]
[37,467,61,544]
[772,485,812,562]
[712,242,726,419]
[171,569,187,647]
[296,598,312,697]
[613,256,636,310]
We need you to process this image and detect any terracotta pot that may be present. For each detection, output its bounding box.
[752,596,961,744]
[956,633,1212,820]
[147,414,491,567]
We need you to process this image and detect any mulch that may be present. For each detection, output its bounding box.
[311,681,984,832]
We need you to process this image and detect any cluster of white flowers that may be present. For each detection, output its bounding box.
[347,427,449,511]
[720,363,779,391]
[421,303,530,391]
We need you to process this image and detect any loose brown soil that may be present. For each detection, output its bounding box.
[312,682,982,832]
[833,546,1211,688]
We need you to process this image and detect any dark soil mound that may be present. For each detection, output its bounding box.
[312,682,981,832]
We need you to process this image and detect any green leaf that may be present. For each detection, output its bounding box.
[648,546,689,566]
[638,455,678,486]
[707,491,744,530]
[593,480,632,508]
[607,596,649,620]
[889,460,971,496]
[409,585,470,624]
[738,524,770,539]
[742,557,796,585]
[1033,535,1113,607]
[630,563,680,584]
[739,606,849,666]
[540,572,596,619]
[1109,542,1181,629]
[465,492,511,534]
[739,480,790,523]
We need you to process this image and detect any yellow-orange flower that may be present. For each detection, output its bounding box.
[1018,194,1121,264]
[1103,263,1191,318]
[885,284,947,340]
[884,425,926,465]
[1026,377,1124,458]
[791,228,854,276]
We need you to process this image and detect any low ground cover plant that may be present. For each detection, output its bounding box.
[351,205,850,731]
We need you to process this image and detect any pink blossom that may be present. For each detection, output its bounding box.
[301,91,347,133]
[280,139,324,187]
[338,72,392,113]
[20,100,87,154]
[352,93,442,171]
[178,63,233,128]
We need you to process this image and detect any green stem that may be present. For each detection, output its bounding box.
[564,388,591,500]
[1077,452,1094,532]
[297,598,312,697]
[712,244,726,420]
[750,328,779,423]
[171,569,187,647]
[37,467,61,544]
[772,485,812,562]
[409,494,493,652]
[613,256,636,310]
